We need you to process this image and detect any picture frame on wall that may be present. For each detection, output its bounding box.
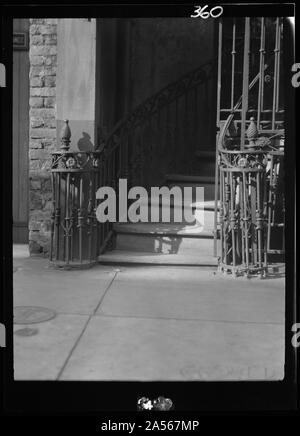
[13,32,28,50]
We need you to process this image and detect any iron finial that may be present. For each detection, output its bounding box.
[60,119,71,151]
[246,117,258,148]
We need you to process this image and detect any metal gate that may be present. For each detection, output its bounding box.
[214,17,285,277]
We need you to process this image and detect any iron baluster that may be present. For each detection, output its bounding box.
[257,17,266,128]
[256,171,263,273]
[78,173,84,264]
[272,18,280,130]
[55,175,61,261]
[231,19,236,112]
[50,172,55,261]
[218,168,223,264]
[242,171,250,270]
[87,175,93,263]
[229,172,237,273]
[64,172,71,264]
[70,176,76,262]
[240,17,251,150]
[239,174,245,267]
[276,20,283,112]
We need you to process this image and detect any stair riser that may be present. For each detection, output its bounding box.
[115,233,217,255]
[132,207,217,226]
[168,183,216,201]
[98,252,218,266]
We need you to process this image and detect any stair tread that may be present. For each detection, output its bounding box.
[114,222,215,236]
[138,198,219,210]
[98,250,217,266]
[166,174,215,184]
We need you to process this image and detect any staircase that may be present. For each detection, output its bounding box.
[98,151,219,267]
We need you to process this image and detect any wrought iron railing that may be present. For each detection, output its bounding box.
[50,121,102,268]
[214,17,285,277]
[216,137,284,277]
[50,58,216,267]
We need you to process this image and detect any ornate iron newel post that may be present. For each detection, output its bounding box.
[217,117,284,278]
[215,17,285,277]
[50,120,102,268]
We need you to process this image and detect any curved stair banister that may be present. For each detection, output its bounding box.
[214,62,285,277]
[96,56,218,186]
[50,57,218,268]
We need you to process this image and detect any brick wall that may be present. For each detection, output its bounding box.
[29,19,57,255]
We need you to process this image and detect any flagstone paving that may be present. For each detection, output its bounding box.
[13,244,285,381]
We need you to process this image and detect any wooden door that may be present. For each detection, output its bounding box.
[13,19,29,243]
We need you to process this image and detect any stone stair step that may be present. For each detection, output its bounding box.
[137,198,219,214]
[115,232,217,255]
[167,182,216,201]
[122,206,217,226]
[114,219,215,236]
[98,250,218,267]
[165,174,215,184]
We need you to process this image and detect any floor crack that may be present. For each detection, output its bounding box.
[56,270,119,380]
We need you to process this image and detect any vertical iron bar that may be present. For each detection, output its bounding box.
[216,20,222,128]
[256,171,262,270]
[241,17,251,150]
[239,174,245,267]
[267,154,273,251]
[243,171,249,269]
[88,174,93,263]
[214,21,223,256]
[79,176,83,263]
[262,170,268,270]
[93,170,98,260]
[230,172,236,272]
[65,172,70,265]
[250,172,257,266]
[219,168,223,263]
[275,18,282,112]
[222,170,226,265]
[272,18,280,130]
[224,173,229,266]
[257,17,265,128]
[63,175,66,261]
[50,172,55,261]
[276,19,282,112]
[70,176,75,262]
[55,174,61,261]
[231,19,236,111]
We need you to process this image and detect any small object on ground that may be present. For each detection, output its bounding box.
[14,306,56,324]
[15,327,39,337]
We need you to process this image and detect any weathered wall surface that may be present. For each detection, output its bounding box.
[56,19,97,150]
[29,18,57,255]
[28,18,98,255]
[130,18,215,108]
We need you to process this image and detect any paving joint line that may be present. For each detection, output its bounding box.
[55,270,119,380]
[94,312,284,326]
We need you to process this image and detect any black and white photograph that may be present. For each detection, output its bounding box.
[1,1,298,415]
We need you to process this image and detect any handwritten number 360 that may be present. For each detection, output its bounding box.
[191,5,223,19]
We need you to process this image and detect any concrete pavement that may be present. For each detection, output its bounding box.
[13,244,285,381]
